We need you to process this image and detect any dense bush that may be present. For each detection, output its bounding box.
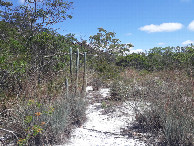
[0,19,80,97]
[116,53,150,70]
[116,46,194,72]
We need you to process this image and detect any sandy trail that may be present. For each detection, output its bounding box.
[60,87,146,146]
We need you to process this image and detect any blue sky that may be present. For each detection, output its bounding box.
[14,0,194,52]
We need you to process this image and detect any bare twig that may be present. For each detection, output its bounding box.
[0,128,18,140]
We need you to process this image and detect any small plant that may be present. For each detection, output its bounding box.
[1,91,86,145]
[101,101,107,108]
[14,99,54,145]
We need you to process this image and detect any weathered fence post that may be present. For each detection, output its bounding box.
[82,52,87,94]
[66,78,69,98]
[69,47,73,83]
[68,47,86,95]
[75,48,79,93]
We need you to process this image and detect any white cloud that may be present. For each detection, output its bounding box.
[182,40,194,45]
[157,42,166,46]
[129,48,143,54]
[188,20,194,31]
[139,23,183,33]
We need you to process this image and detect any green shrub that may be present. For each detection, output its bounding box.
[115,46,194,72]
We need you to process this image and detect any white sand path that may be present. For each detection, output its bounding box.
[59,87,146,146]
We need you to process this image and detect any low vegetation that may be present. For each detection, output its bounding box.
[110,69,193,145]
[1,70,87,145]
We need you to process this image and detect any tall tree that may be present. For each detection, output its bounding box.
[0,0,73,31]
[89,28,133,56]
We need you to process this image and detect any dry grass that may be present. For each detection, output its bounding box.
[110,69,194,145]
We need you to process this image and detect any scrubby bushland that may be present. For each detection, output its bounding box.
[0,28,87,144]
[0,20,79,99]
[0,7,124,146]
[0,71,86,145]
[0,1,88,145]
[110,69,193,145]
[0,0,75,99]
[87,27,133,80]
[116,46,194,73]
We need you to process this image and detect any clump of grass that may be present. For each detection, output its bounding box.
[110,69,194,145]
[110,80,131,101]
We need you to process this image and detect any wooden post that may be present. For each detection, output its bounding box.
[75,48,79,93]
[69,47,73,83]
[66,78,69,98]
[82,52,87,94]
